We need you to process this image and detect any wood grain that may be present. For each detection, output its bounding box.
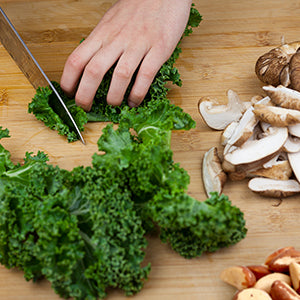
[1,0,300,299]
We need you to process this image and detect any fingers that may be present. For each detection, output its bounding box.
[127,47,168,107]
[61,41,172,111]
[60,39,102,97]
[74,43,124,111]
[106,46,149,106]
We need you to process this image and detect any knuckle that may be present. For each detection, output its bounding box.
[130,88,145,101]
[75,96,91,111]
[84,63,103,80]
[114,64,132,81]
[139,67,156,81]
[67,52,85,72]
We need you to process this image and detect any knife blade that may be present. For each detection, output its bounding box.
[0,7,85,144]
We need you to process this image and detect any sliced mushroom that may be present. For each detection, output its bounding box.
[255,41,300,86]
[249,160,292,181]
[202,147,227,197]
[263,85,300,110]
[263,152,287,168]
[224,127,288,168]
[289,123,300,138]
[260,121,272,132]
[248,177,300,197]
[283,135,300,153]
[220,121,239,146]
[228,154,292,181]
[288,150,300,183]
[253,104,300,127]
[198,90,244,130]
[225,106,258,149]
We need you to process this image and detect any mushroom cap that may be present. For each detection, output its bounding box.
[255,41,300,86]
[289,50,300,92]
[255,48,289,86]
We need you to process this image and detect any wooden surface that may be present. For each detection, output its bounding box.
[1,0,300,299]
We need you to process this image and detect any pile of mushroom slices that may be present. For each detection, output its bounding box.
[200,40,300,198]
[199,87,300,198]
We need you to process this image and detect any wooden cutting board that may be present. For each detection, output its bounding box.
[1,0,300,299]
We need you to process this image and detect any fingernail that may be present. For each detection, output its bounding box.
[128,100,138,108]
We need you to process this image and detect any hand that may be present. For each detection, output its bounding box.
[60,0,192,111]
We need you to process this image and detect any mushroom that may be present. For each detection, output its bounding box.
[224,127,288,169]
[248,177,300,197]
[253,104,300,127]
[202,147,227,197]
[220,121,239,146]
[263,85,300,110]
[289,50,300,91]
[289,123,300,138]
[283,135,300,153]
[287,150,300,183]
[249,160,292,181]
[227,153,292,181]
[198,90,245,130]
[255,41,300,86]
[224,106,258,150]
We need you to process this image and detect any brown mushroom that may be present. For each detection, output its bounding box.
[220,121,239,146]
[253,104,300,127]
[202,147,227,197]
[224,127,288,168]
[287,150,300,183]
[283,135,300,153]
[255,41,300,86]
[224,106,258,149]
[248,177,300,197]
[249,160,292,181]
[198,90,245,130]
[289,123,300,137]
[263,85,300,110]
[289,50,300,91]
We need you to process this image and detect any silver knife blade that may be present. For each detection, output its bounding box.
[0,7,85,144]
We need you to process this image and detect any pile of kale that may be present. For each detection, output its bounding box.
[0,5,247,300]
[0,104,246,299]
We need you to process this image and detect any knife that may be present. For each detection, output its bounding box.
[0,7,85,144]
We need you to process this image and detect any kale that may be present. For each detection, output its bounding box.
[0,128,150,299]
[28,85,88,142]
[28,6,202,141]
[0,102,247,299]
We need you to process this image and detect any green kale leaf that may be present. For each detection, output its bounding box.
[28,85,88,143]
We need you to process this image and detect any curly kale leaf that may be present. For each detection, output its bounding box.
[28,85,88,143]
[0,147,150,299]
[92,111,247,251]
[0,127,15,174]
[148,192,247,258]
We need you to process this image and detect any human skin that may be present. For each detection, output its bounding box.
[60,0,193,111]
